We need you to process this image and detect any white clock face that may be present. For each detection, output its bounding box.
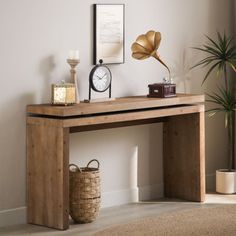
[92,66,111,92]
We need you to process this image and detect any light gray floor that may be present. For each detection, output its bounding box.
[0,193,235,236]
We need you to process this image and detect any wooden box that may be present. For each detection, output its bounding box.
[147,83,176,98]
[51,83,76,105]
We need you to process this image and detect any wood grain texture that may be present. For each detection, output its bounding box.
[27,105,204,129]
[27,123,69,230]
[26,95,205,230]
[27,94,204,117]
[69,118,167,133]
[63,105,204,128]
[163,111,205,202]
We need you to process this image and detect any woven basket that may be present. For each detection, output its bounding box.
[69,159,101,223]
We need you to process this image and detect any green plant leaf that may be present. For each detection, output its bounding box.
[206,86,236,114]
[191,33,236,85]
[201,61,220,85]
[225,112,230,127]
[227,61,236,72]
[191,47,217,55]
[190,57,218,69]
[223,33,233,52]
[225,44,236,57]
[204,34,222,51]
[203,45,221,57]
[192,32,236,171]
[206,108,224,117]
[217,32,226,51]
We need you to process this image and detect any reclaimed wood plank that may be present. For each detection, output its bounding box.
[27,94,204,117]
[163,111,205,202]
[27,122,69,230]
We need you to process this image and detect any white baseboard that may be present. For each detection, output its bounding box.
[0,184,163,227]
[139,183,164,201]
[101,184,164,208]
[0,207,26,228]
[101,187,139,208]
[206,173,216,191]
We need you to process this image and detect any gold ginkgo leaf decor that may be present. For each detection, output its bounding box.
[131,30,170,76]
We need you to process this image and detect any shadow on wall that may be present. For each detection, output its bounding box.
[137,123,163,201]
[0,93,36,210]
[90,4,94,65]
[171,49,192,93]
[233,0,236,35]
[0,54,60,210]
[207,0,234,36]
[38,55,56,102]
[148,123,163,199]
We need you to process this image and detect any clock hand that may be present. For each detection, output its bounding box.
[96,75,102,79]
[101,74,107,79]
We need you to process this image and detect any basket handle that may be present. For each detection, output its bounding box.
[87,159,100,169]
[69,164,82,173]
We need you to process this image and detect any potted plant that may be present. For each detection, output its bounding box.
[192,32,236,194]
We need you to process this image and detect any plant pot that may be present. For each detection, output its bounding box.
[216,169,236,194]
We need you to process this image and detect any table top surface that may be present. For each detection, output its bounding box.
[27,93,204,117]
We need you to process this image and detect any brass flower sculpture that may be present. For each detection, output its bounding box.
[131,30,170,76]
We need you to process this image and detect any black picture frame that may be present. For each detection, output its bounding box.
[93,4,125,65]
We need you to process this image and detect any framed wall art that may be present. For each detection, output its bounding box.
[93,4,125,65]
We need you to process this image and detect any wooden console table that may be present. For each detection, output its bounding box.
[26,94,205,230]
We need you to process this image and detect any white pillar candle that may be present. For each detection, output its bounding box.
[68,50,79,60]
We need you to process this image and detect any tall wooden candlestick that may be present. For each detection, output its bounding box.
[67,59,80,103]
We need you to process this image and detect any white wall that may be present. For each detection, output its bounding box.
[0,0,234,226]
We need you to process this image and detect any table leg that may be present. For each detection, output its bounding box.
[27,121,69,230]
[163,112,205,202]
